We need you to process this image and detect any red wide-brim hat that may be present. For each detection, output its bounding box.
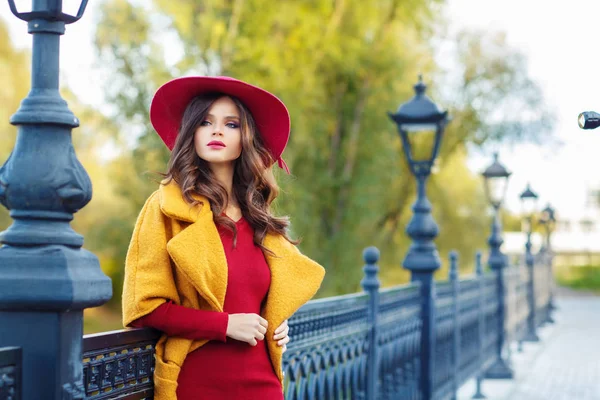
[150,76,291,173]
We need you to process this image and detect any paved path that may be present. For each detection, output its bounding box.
[458,288,600,400]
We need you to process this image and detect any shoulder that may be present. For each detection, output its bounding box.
[156,179,211,223]
[133,190,166,231]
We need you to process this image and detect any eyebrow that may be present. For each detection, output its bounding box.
[206,113,240,119]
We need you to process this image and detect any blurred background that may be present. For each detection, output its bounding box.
[1,0,599,334]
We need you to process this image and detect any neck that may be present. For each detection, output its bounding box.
[210,162,236,206]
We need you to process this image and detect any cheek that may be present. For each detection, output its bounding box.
[233,132,243,157]
[194,128,205,155]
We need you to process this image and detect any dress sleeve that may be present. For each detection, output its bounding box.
[131,302,229,342]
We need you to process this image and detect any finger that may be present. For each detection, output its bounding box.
[258,325,267,335]
[275,324,290,339]
[278,335,290,346]
[275,320,288,334]
[259,317,269,329]
[256,332,265,341]
[282,344,287,354]
[249,338,257,347]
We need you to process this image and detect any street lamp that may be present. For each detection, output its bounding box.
[388,75,448,178]
[483,153,511,210]
[519,184,540,342]
[578,111,600,130]
[0,0,112,398]
[539,203,557,322]
[539,203,556,251]
[481,153,514,379]
[520,184,539,234]
[388,75,449,273]
[388,75,449,399]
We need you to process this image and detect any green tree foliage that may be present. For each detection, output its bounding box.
[90,0,553,299]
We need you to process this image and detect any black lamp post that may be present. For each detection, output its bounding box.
[482,153,514,379]
[0,1,112,399]
[388,75,449,399]
[539,203,557,321]
[520,184,540,342]
[539,204,556,252]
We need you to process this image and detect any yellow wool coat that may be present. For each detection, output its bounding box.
[122,181,325,400]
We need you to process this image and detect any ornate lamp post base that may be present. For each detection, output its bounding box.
[484,359,514,380]
[543,315,555,324]
[522,332,540,342]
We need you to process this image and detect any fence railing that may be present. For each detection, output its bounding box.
[0,347,20,400]
[3,244,550,400]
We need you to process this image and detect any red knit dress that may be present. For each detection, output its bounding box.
[131,216,284,399]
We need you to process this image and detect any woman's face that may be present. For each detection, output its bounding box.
[194,96,243,167]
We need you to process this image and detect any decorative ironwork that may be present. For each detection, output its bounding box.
[457,278,483,385]
[434,281,454,398]
[377,284,422,400]
[81,329,160,399]
[0,347,20,400]
[283,293,370,399]
[482,273,501,366]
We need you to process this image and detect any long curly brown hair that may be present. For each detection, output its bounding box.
[162,92,297,251]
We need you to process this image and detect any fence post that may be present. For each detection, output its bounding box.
[541,249,555,324]
[449,251,460,400]
[484,206,513,379]
[0,2,113,399]
[547,238,557,314]
[472,252,486,399]
[522,231,540,342]
[361,247,381,400]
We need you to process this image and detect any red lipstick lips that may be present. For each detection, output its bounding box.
[207,140,226,148]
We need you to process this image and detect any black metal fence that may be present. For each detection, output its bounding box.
[2,245,551,400]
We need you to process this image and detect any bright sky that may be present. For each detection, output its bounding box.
[2,0,600,222]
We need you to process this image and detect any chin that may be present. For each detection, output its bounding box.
[199,156,237,165]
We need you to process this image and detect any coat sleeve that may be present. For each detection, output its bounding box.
[122,191,180,328]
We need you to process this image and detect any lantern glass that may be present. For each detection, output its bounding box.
[521,196,537,217]
[401,123,439,162]
[485,175,509,208]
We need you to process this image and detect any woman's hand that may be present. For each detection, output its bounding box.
[226,313,268,346]
[274,319,290,353]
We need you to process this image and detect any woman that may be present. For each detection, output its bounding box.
[122,76,325,399]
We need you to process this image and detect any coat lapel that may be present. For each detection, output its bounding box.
[262,233,325,326]
[159,181,228,313]
[261,233,326,380]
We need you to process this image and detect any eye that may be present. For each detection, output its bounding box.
[226,122,239,129]
[200,120,211,126]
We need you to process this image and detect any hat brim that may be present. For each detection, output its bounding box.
[150,76,290,163]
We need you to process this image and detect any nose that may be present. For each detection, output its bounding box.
[212,126,223,136]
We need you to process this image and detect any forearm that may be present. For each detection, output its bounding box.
[131,301,229,342]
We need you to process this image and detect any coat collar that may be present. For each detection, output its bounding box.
[159,179,208,223]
